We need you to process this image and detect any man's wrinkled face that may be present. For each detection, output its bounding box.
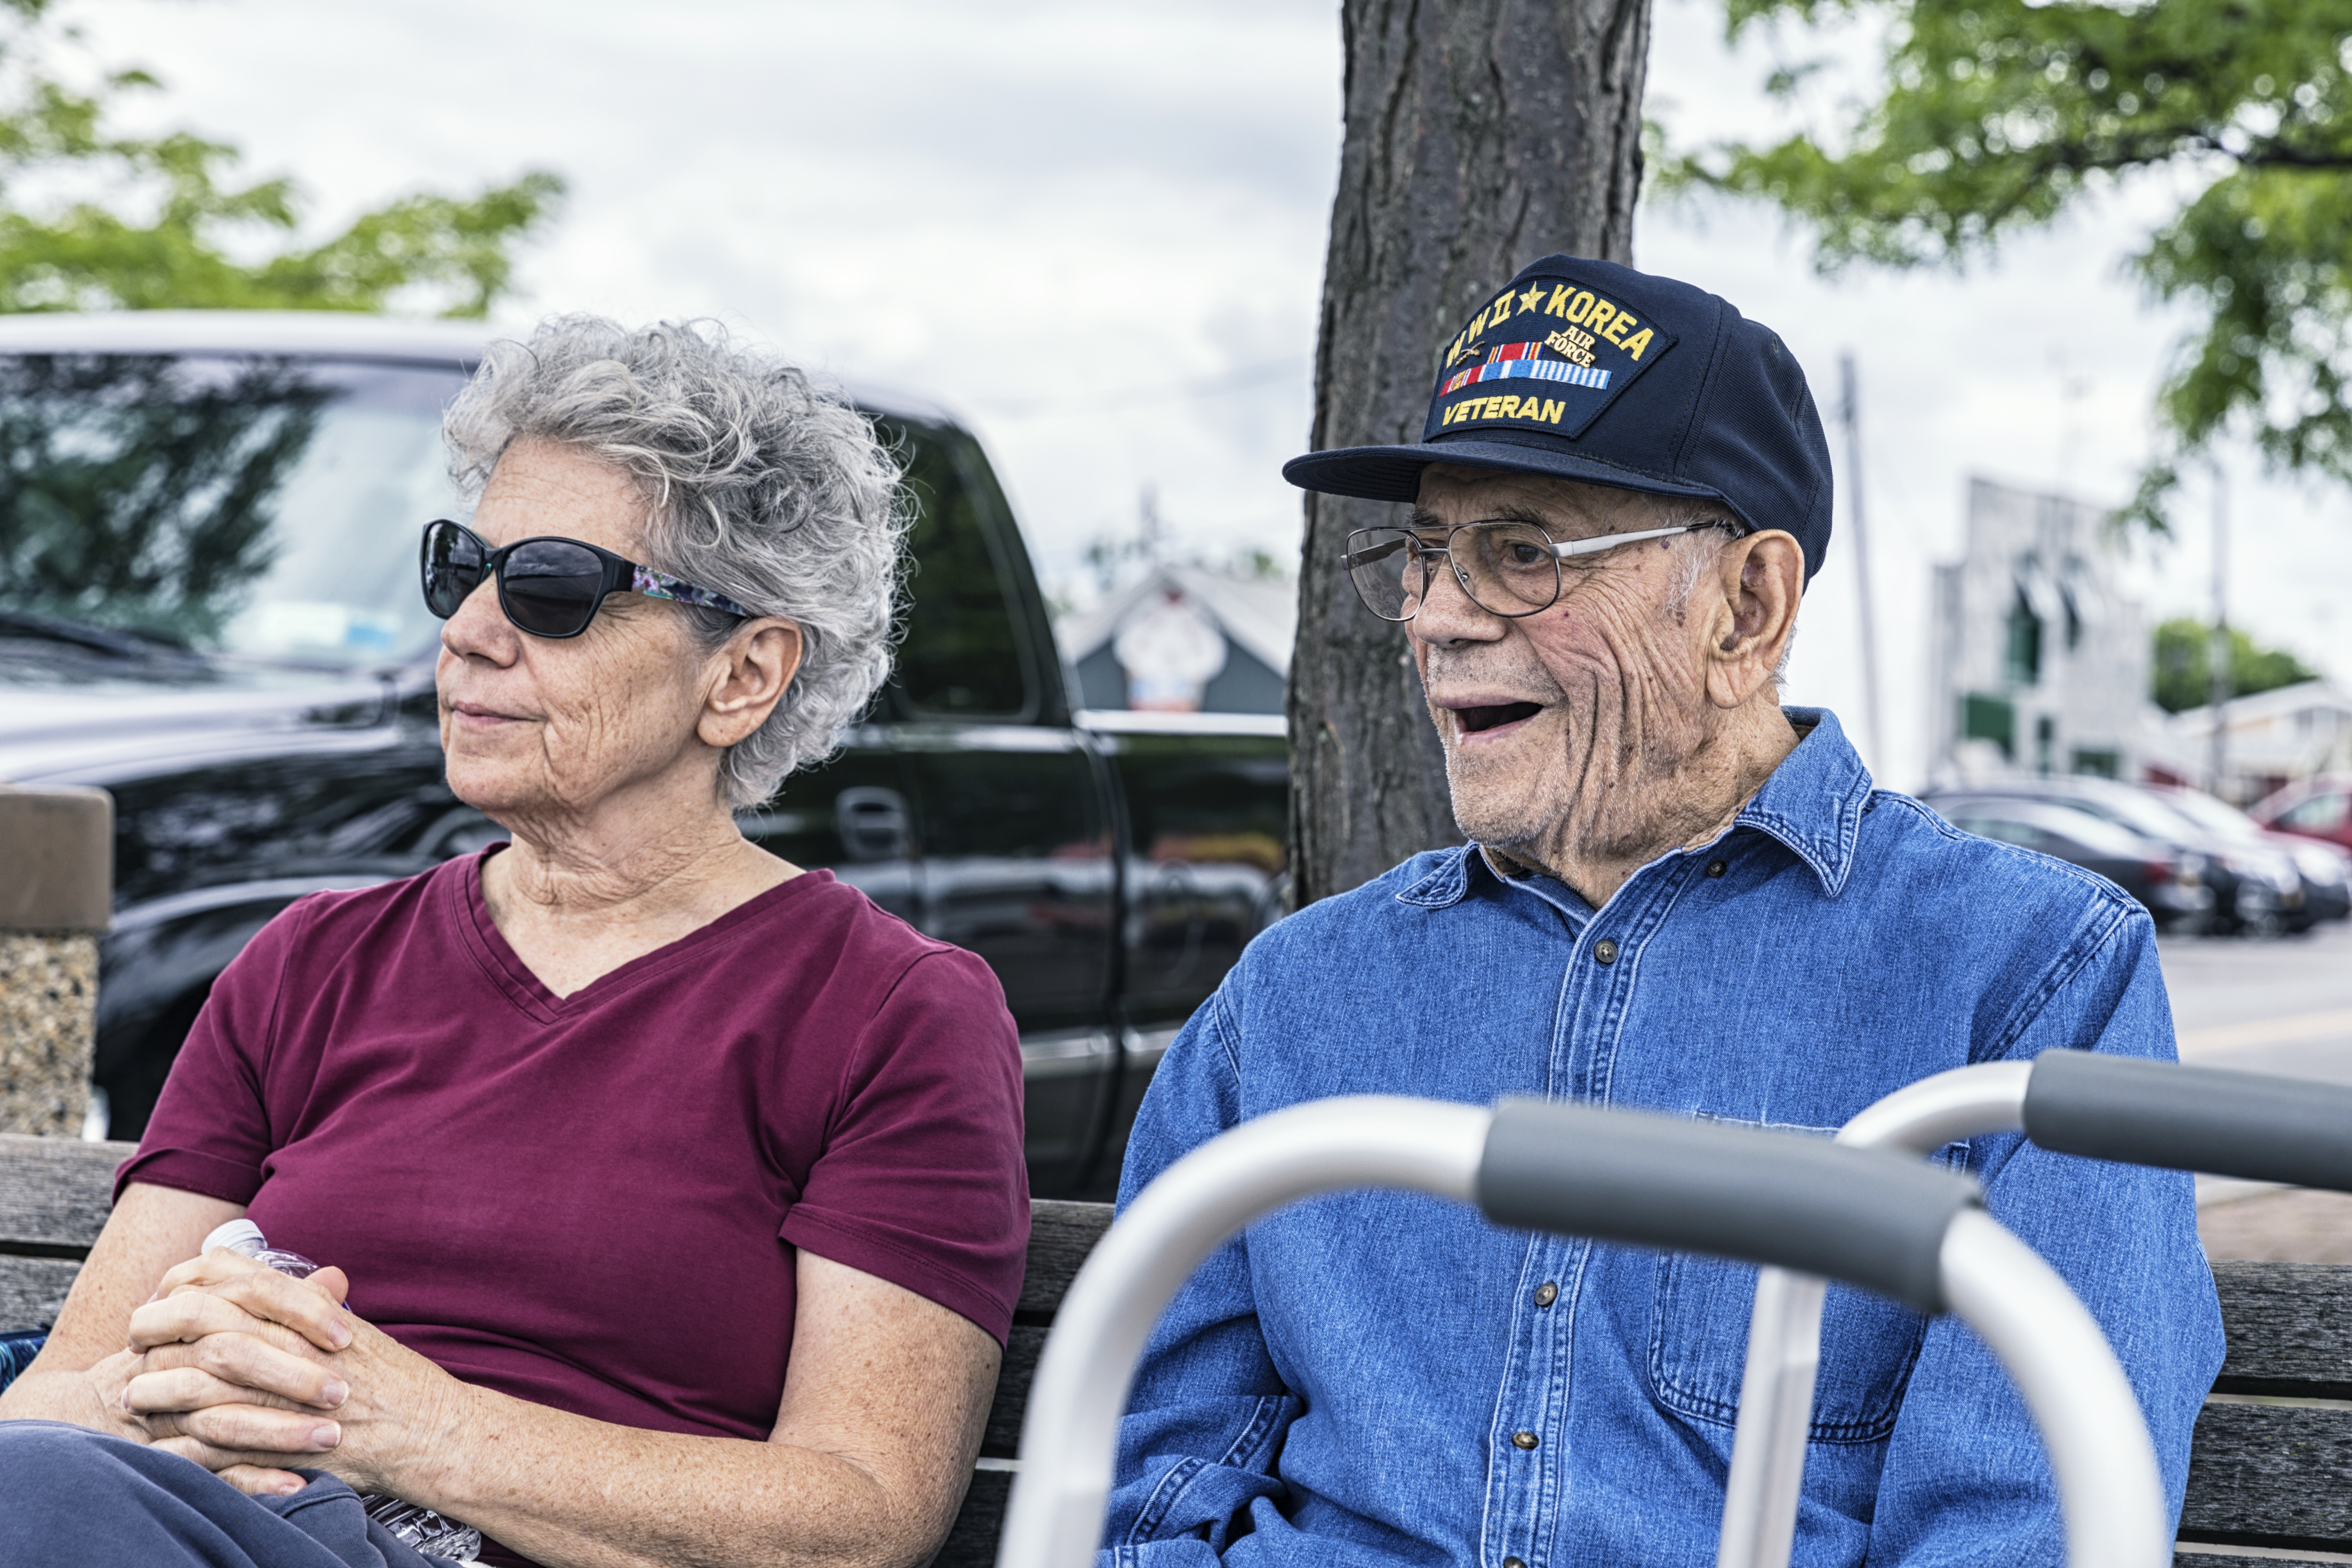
[1407,465,1723,863]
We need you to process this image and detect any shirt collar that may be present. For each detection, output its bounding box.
[1394,705,1876,909]
[1730,706,1874,897]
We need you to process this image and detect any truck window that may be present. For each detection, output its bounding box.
[0,353,465,665]
[883,421,1035,720]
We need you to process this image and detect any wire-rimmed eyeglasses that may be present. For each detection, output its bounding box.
[1343,520,1713,623]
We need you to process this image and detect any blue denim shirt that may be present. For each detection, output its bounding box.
[1104,710,2222,1568]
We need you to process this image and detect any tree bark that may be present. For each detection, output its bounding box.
[1286,0,1652,907]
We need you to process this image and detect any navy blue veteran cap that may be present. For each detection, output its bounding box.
[1283,255,1835,581]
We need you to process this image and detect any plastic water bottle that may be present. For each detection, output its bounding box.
[202,1220,483,1564]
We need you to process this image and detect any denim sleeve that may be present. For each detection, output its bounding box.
[1867,902,2226,1566]
[1098,989,1302,1568]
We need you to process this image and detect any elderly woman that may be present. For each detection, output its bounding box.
[0,318,1027,1568]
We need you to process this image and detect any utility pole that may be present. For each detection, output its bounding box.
[2208,463,2230,799]
[1838,354,1886,769]
[1139,484,1163,565]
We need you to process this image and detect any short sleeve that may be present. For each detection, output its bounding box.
[779,947,1029,1343]
[113,896,315,1206]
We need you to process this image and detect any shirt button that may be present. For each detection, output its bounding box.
[1534,1281,1558,1308]
[1504,1559,1528,1568]
[1707,859,1727,878]
[1593,937,1619,965]
[1511,1430,1540,1450]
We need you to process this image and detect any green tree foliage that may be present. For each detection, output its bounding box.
[1664,0,2352,528]
[2151,615,2320,712]
[0,0,561,317]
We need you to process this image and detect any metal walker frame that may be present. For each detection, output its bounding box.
[995,1093,2170,1568]
[1720,1051,2352,1568]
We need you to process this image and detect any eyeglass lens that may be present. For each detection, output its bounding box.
[421,522,485,620]
[421,521,607,638]
[1345,521,1563,622]
[499,540,605,637]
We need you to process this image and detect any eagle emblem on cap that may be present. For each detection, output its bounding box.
[1426,275,1673,443]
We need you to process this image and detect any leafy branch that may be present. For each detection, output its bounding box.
[0,0,563,318]
[1660,0,2352,530]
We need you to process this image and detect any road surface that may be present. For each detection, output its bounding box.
[2158,918,2352,1260]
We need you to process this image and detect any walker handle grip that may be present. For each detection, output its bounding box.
[1476,1098,1981,1315]
[2024,1051,2352,1192]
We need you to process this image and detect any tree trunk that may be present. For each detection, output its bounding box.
[1286,0,1652,908]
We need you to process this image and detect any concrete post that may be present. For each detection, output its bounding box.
[0,787,112,1137]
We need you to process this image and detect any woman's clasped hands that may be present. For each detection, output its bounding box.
[111,1247,475,1500]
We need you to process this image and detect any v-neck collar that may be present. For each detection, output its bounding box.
[450,846,835,1024]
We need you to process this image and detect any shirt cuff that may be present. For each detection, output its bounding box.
[113,1147,263,1208]
[781,1206,1018,1346]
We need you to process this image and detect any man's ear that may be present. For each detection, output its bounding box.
[1702,531,1804,710]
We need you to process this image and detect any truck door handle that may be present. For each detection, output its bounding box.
[835,787,912,862]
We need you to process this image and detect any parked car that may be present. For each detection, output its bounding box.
[1924,776,2304,934]
[2253,774,2352,858]
[0,311,1288,1199]
[2156,785,2352,926]
[1927,794,2214,930]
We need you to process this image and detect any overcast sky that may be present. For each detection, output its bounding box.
[56,0,2352,789]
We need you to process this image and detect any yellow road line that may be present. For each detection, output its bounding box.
[2179,1006,2352,1057]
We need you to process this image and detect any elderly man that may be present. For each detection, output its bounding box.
[1101,257,2222,1567]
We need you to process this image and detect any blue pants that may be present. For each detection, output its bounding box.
[0,1421,448,1567]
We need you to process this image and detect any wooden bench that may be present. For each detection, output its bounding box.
[0,1135,1110,1567]
[1,1135,2344,1565]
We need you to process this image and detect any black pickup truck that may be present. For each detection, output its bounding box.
[0,312,1288,1199]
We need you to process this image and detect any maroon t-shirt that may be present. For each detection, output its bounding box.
[125,850,1027,1548]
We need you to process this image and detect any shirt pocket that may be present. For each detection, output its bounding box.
[1643,1122,1956,1444]
[1645,1252,1928,1443]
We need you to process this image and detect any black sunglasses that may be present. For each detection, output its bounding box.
[420,519,756,640]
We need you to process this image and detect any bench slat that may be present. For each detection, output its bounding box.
[2213,1262,2352,1398]
[0,1254,85,1334]
[983,1326,1046,1459]
[2181,1401,2352,1551]
[1019,1201,1113,1319]
[0,1135,133,1251]
[935,1468,1011,1568]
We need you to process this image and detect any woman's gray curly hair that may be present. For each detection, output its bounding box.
[443,316,907,809]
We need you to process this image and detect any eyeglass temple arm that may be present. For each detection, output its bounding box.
[1548,522,1714,560]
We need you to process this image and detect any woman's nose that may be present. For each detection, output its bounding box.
[439,574,517,663]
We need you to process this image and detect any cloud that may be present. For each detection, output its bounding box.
[60,0,2349,791]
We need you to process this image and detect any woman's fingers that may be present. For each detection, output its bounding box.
[142,1400,341,1458]
[128,1294,314,1364]
[138,1333,348,1409]
[125,1358,348,1419]
[129,1290,265,1350]
[130,1275,349,1357]
[216,1463,311,1498]
[150,1245,271,1300]
[148,1254,352,1353]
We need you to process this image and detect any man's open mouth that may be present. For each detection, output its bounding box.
[1454,701,1544,734]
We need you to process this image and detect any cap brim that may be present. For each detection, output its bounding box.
[1283,433,1730,513]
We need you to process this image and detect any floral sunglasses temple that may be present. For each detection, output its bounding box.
[628,564,755,619]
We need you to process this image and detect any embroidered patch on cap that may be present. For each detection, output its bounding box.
[1423,274,1677,443]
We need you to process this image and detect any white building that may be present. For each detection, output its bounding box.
[1058,564,1295,715]
[1928,478,2156,782]
[2162,680,2352,804]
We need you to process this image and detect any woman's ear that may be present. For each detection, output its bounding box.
[1702,531,1804,710]
[699,619,803,749]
